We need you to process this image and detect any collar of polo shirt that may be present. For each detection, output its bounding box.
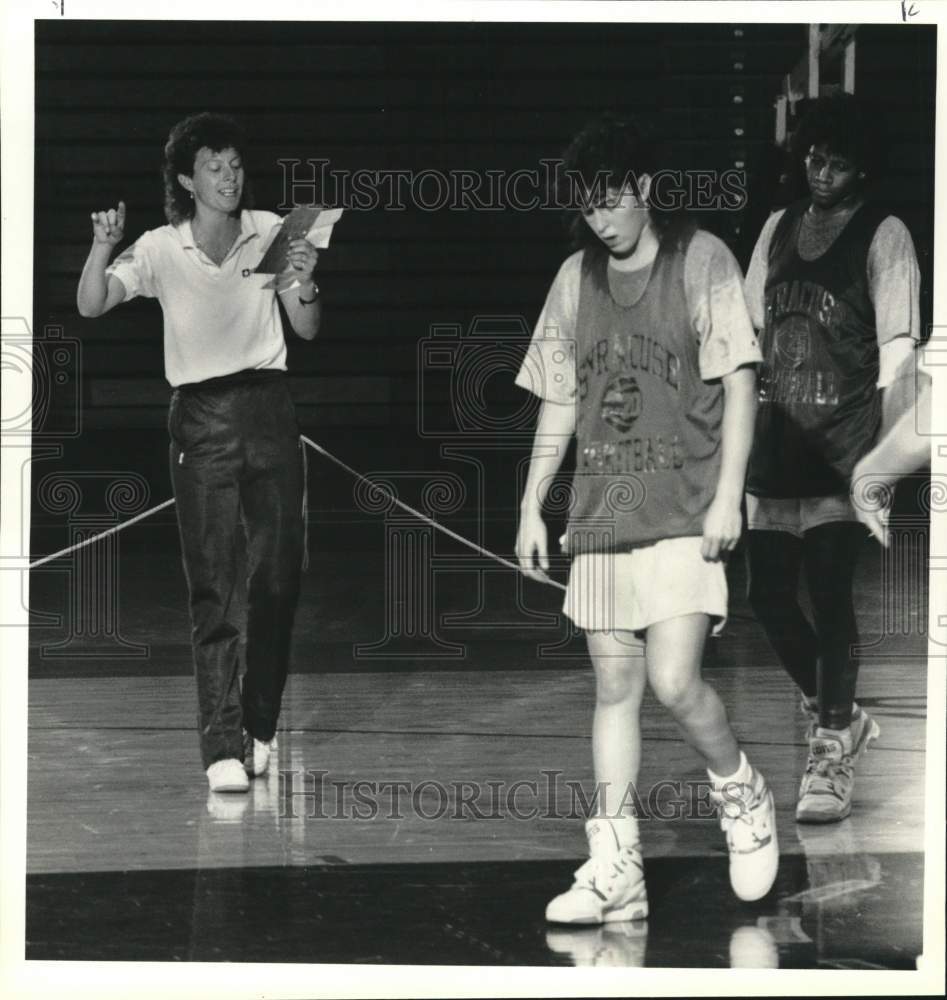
[179,210,260,255]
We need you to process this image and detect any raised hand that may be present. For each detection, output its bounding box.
[91,201,126,247]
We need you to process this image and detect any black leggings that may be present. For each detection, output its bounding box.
[745,522,865,730]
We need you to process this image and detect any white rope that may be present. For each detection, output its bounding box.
[27,436,566,592]
[300,436,566,592]
[28,498,177,570]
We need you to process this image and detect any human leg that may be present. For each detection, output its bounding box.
[645,613,778,901]
[795,521,880,822]
[588,629,648,824]
[644,613,740,776]
[169,389,246,780]
[239,380,305,760]
[745,528,818,701]
[802,521,865,730]
[546,630,649,924]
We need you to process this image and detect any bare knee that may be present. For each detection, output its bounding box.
[593,657,641,706]
[649,672,701,716]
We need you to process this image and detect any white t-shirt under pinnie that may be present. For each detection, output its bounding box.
[106,209,287,387]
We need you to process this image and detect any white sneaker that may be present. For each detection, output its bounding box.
[711,766,779,902]
[796,710,880,824]
[243,730,278,778]
[848,707,881,761]
[206,758,249,793]
[545,819,648,925]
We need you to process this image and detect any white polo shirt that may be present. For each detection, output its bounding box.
[106,209,287,387]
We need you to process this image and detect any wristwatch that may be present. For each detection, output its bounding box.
[299,283,320,305]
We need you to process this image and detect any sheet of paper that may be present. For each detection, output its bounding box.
[308,225,335,250]
[255,205,344,273]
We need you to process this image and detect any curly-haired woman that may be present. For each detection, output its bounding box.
[78,112,321,792]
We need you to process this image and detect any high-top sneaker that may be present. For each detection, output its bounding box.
[710,762,779,902]
[545,818,648,925]
[243,729,278,778]
[796,710,880,824]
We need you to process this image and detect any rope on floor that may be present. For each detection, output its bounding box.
[27,435,568,593]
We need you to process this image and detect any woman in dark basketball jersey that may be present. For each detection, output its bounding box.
[515,114,778,924]
[743,95,921,824]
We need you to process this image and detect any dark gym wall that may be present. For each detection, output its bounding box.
[35,22,801,437]
[32,21,935,525]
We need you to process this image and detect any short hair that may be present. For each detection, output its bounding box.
[162,112,254,225]
[558,113,674,248]
[790,94,886,178]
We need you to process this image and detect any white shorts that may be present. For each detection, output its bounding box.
[563,536,729,637]
[745,493,857,537]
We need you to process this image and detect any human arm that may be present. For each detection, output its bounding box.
[76,201,129,317]
[852,375,931,546]
[702,364,757,561]
[515,397,577,583]
[685,232,763,561]
[742,211,782,332]
[514,254,581,582]
[278,238,322,341]
[869,217,921,422]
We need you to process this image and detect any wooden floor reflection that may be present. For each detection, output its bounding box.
[28,663,925,874]
[24,525,931,967]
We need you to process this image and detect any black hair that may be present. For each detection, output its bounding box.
[162,112,254,225]
[558,113,675,249]
[790,94,885,179]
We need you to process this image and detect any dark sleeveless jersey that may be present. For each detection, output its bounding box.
[565,221,724,555]
[746,199,887,498]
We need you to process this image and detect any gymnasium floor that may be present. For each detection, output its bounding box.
[24,503,930,969]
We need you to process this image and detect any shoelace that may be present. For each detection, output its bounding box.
[717,804,757,838]
[711,782,756,825]
[711,783,770,852]
[803,755,854,794]
[578,849,642,897]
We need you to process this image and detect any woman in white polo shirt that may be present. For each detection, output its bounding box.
[77,112,321,793]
